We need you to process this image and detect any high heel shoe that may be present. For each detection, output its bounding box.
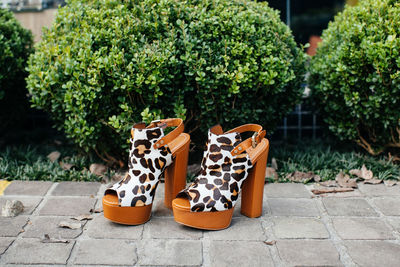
[103,118,190,225]
[172,124,269,230]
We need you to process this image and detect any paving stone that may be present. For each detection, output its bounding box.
[3,181,52,196]
[387,218,400,232]
[85,215,142,239]
[138,239,202,266]
[345,241,400,267]
[205,217,265,241]
[272,217,329,239]
[0,237,14,254]
[0,216,29,237]
[2,238,74,264]
[0,197,42,215]
[358,183,400,196]
[332,218,394,240]
[233,196,269,217]
[276,240,341,266]
[322,198,377,216]
[152,198,173,217]
[51,182,101,196]
[39,197,96,216]
[155,182,165,199]
[23,216,84,239]
[265,183,311,198]
[143,216,202,239]
[74,239,137,265]
[268,198,320,216]
[372,197,400,216]
[209,241,274,267]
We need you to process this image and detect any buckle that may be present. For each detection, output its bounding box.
[151,119,168,129]
[251,132,258,148]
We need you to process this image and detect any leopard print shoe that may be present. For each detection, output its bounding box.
[103,118,190,225]
[172,124,269,230]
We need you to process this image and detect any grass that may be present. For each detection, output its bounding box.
[1,139,399,183]
[269,139,400,182]
[0,144,104,182]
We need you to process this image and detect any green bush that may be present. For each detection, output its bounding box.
[27,0,306,163]
[0,8,33,131]
[309,0,400,155]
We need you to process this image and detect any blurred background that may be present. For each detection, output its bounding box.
[0,0,358,142]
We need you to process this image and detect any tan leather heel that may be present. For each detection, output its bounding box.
[240,139,269,218]
[164,133,190,209]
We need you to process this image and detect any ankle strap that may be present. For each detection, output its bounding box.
[227,124,266,156]
[149,118,184,149]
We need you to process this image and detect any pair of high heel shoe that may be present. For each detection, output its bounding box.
[102,118,269,230]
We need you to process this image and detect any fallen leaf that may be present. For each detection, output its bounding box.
[71,214,93,221]
[319,180,337,187]
[265,167,278,180]
[364,178,382,184]
[350,164,373,180]
[384,180,397,187]
[313,175,321,183]
[89,163,108,176]
[47,151,61,162]
[335,172,358,188]
[312,187,354,195]
[41,234,69,243]
[59,221,81,229]
[286,171,318,183]
[264,240,276,246]
[90,208,103,213]
[59,162,76,171]
[1,200,24,217]
[271,158,278,170]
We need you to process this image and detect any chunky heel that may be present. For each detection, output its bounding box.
[240,140,269,218]
[164,134,190,209]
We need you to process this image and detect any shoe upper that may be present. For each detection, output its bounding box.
[176,129,253,212]
[106,125,173,207]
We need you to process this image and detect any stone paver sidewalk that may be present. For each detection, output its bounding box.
[0,181,400,266]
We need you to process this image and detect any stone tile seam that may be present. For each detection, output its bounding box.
[260,216,284,266]
[64,198,97,265]
[363,195,400,243]
[314,197,357,267]
[0,215,33,265]
[30,182,59,216]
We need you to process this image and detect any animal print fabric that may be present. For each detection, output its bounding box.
[106,126,173,207]
[176,130,253,212]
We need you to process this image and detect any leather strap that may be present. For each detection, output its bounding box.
[149,118,184,149]
[227,124,266,156]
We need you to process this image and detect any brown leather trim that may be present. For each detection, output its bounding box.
[130,122,146,139]
[210,124,224,135]
[151,118,184,149]
[230,126,266,156]
[226,124,263,134]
